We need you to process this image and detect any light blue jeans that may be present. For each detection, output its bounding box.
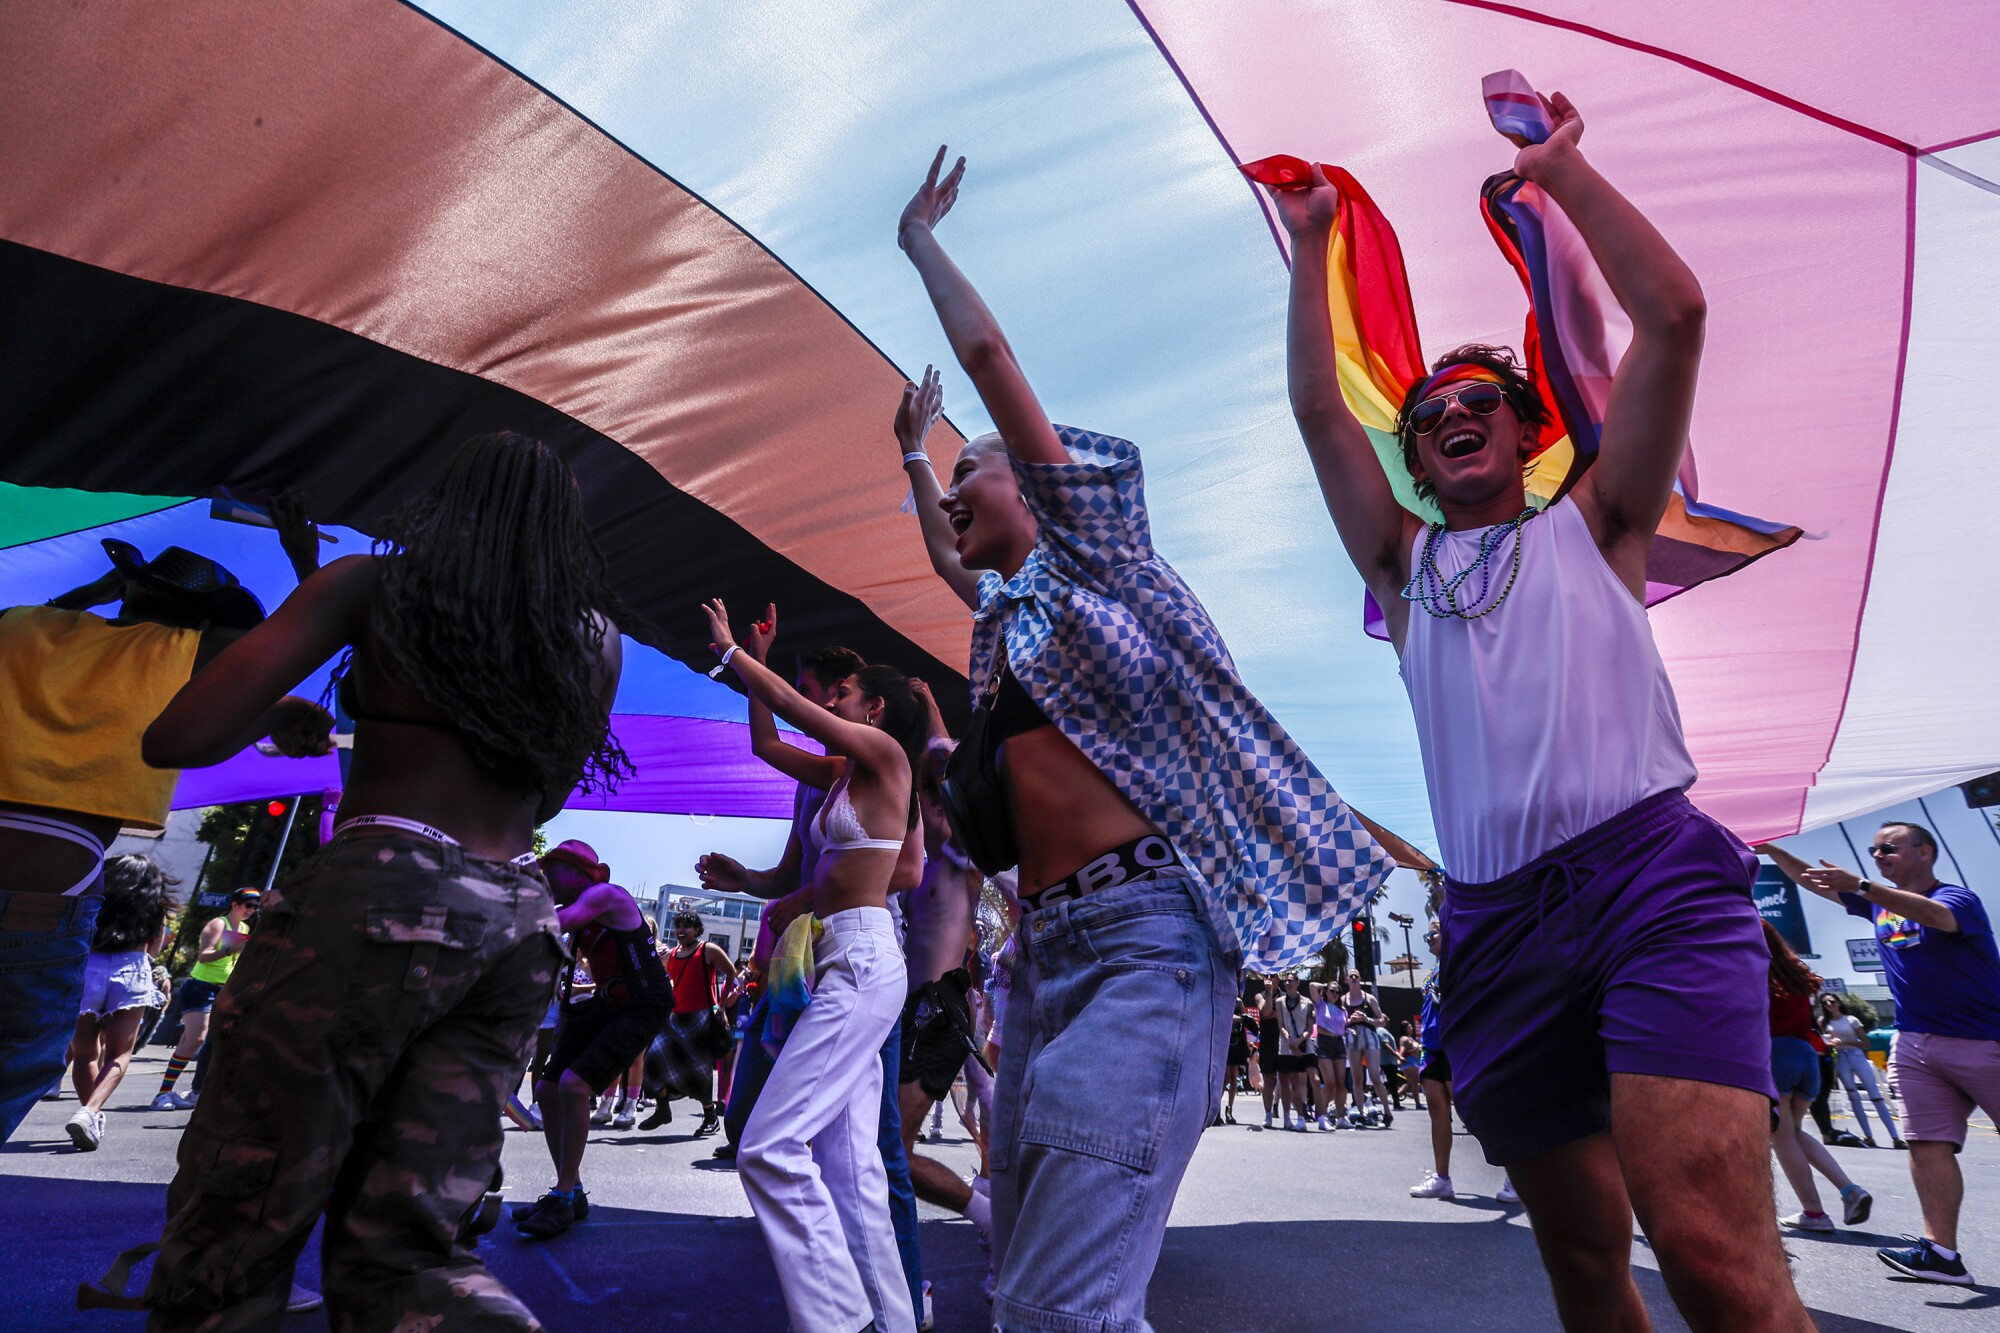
[0,891,101,1143]
[990,869,1237,1333]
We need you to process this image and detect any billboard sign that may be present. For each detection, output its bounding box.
[1753,863,1812,957]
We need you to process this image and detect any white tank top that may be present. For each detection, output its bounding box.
[1400,497,1696,883]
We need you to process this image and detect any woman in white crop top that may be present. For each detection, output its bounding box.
[701,598,928,1333]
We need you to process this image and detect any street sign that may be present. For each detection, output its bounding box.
[194,890,230,911]
[1845,937,1884,973]
[1822,977,1849,994]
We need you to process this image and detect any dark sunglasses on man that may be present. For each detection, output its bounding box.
[1409,382,1508,435]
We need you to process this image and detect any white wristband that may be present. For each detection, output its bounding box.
[903,452,932,467]
[719,645,739,668]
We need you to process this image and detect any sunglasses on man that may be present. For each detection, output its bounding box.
[1409,382,1508,436]
[1866,842,1914,856]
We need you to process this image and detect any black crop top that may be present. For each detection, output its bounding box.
[981,662,1053,783]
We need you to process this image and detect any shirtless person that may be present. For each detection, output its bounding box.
[898,738,992,1239]
[517,840,672,1240]
[1270,92,1802,1329]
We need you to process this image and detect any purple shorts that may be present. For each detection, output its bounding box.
[1437,789,1775,1166]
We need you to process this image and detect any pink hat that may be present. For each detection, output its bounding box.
[541,839,609,883]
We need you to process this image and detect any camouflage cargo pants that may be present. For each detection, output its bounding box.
[144,830,563,1332]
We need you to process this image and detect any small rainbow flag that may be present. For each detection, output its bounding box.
[1244,70,1799,638]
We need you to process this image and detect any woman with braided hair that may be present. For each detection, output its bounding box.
[118,433,628,1330]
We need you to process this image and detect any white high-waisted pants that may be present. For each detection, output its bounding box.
[740,907,914,1333]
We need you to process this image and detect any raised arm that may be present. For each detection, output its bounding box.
[908,677,950,743]
[269,490,325,584]
[702,599,902,773]
[896,366,981,608]
[141,557,368,768]
[48,568,127,612]
[739,605,842,791]
[1752,843,1819,892]
[897,147,1066,467]
[1268,166,1413,601]
[1522,94,1706,556]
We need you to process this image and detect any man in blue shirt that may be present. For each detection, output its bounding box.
[1765,823,2000,1287]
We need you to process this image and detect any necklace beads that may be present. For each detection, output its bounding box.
[1400,508,1538,620]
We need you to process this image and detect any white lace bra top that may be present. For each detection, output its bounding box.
[805,779,905,857]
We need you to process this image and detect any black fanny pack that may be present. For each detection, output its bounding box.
[939,701,1019,876]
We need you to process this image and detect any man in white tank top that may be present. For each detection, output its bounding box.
[1268,94,1803,1331]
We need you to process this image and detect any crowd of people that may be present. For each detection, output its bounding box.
[0,93,1995,1333]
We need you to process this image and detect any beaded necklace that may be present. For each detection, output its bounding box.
[1401,507,1538,620]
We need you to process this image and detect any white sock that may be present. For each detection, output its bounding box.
[964,1188,992,1233]
[1931,1242,1958,1261]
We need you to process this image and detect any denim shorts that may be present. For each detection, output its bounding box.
[989,866,1237,1333]
[177,978,223,1014]
[0,891,101,1144]
[80,949,158,1017]
[1771,1036,1820,1101]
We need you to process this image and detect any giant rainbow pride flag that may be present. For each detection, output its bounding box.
[1,2,1994,850]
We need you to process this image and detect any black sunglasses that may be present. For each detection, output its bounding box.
[1866,842,1913,856]
[1409,382,1507,436]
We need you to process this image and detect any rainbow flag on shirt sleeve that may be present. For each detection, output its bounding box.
[1242,70,1799,638]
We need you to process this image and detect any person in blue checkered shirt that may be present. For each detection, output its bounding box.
[895,146,1393,1333]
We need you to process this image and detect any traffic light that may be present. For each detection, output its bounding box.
[234,798,295,890]
[1352,916,1376,980]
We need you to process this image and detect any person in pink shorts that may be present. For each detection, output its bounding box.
[1766,825,2000,1287]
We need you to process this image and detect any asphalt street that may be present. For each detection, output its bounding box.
[4,1050,1994,1331]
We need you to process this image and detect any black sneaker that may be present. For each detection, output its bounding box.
[512,1188,587,1225]
[639,1100,674,1130]
[1877,1237,1973,1286]
[711,1141,738,1161]
[514,1192,576,1240]
[692,1111,721,1139]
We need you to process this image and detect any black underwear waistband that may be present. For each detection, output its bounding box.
[1023,833,1183,909]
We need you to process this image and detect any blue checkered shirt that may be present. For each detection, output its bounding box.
[971,428,1393,969]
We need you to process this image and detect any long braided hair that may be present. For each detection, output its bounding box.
[352,432,636,800]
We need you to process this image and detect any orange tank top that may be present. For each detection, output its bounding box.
[0,606,199,828]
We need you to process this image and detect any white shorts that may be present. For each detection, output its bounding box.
[78,950,157,1018]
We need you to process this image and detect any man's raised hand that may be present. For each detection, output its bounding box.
[1514,91,1583,184]
[1262,161,1341,240]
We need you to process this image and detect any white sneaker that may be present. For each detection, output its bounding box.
[1410,1171,1455,1199]
[1496,1178,1520,1205]
[149,1092,194,1112]
[1780,1210,1836,1232]
[611,1102,636,1130]
[65,1107,103,1151]
[1316,1115,1330,1131]
[590,1097,615,1126]
[287,1283,324,1313]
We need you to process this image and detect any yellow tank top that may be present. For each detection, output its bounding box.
[0,606,199,829]
[189,921,248,984]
